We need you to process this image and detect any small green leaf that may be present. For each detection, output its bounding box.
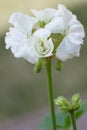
[37,112,70,130]
[75,101,87,119]
[37,114,52,130]
[56,112,70,128]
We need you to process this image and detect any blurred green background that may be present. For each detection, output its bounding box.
[0,0,87,122]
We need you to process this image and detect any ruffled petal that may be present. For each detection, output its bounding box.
[56,38,70,61]
[66,34,84,45]
[45,17,64,34]
[33,28,51,39]
[56,37,81,61]
[5,27,27,57]
[31,8,57,23]
[65,37,81,57]
[55,4,85,61]
[19,43,39,64]
[9,12,35,34]
[5,12,38,64]
[68,18,85,38]
[57,4,75,29]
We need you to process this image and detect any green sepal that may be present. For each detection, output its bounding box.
[39,21,46,27]
[49,33,65,54]
[34,58,46,73]
[71,103,80,111]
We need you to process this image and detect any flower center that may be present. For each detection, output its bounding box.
[35,39,50,56]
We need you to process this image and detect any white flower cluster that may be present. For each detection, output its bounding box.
[5,4,85,64]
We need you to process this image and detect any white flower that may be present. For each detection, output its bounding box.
[46,4,85,61]
[5,5,85,64]
[31,8,57,24]
[5,12,35,62]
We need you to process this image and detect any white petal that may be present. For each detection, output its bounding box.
[31,8,57,23]
[56,37,81,61]
[5,12,38,64]
[68,18,85,38]
[64,37,81,56]
[33,28,51,39]
[56,39,70,61]
[55,4,85,61]
[66,34,83,45]
[5,26,39,64]
[57,4,66,10]
[45,17,64,34]
[57,4,75,29]
[19,44,39,64]
[9,12,35,34]
[5,27,26,55]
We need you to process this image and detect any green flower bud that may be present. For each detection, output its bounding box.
[60,106,70,113]
[71,103,80,111]
[56,59,62,71]
[54,97,64,106]
[55,93,81,113]
[54,96,70,112]
[72,93,80,104]
[34,58,46,73]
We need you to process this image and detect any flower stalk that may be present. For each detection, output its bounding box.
[70,111,77,130]
[46,60,56,130]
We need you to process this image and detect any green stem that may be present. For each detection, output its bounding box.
[70,111,77,130]
[46,60,56,130]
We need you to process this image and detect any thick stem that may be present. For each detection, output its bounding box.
[70,111,77,130]
[46,60,56,130]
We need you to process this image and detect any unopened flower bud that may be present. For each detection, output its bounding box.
[55,96,70,112]
[72,93,80,104]
[54,97,64,106]
[55,93,81,113]
[71,103,80,111]
[34,58,46,73]
[60,106,70,113]
[56,59,62,71]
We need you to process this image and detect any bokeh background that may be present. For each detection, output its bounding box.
[0,0,87,130]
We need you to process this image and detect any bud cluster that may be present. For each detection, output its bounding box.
[55,93,81,113]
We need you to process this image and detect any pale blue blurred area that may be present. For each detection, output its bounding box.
[0,0,87,129]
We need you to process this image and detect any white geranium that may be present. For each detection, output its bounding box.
[46,4,85,61]
[5,5,85,64]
